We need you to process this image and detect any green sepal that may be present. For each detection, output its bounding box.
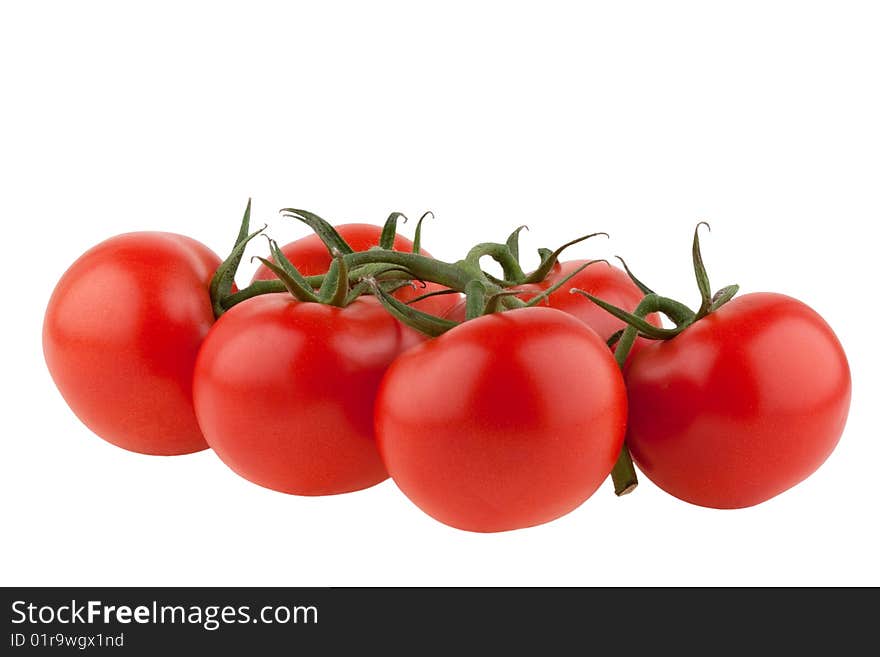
[280,208,354,255]
[317,251,350,307]
[232,198,252,249]
[404,288,460,306]
[522,232,608,284]
[209,199,267,317]
[523,259,607,308]
[316,259,337,299]
[346,279,413,306]
[570,290,680,340]
[709,284,739,312]
[253,237,320,303]
[482,271,511,287]
[692,222,713,316]
[254,255,320,303]
[267,238,321,298]
[412,211,433,254]
[368,280,460,337]
[350,262,426,305]
[380,212,408,250]
[505,225,529,262]
[484,289,525,314]
[606,329,624,349]
[615,255,655,295]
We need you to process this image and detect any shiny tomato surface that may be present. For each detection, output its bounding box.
[43,232,219,455]
[194,294,407,495]
[375,307,627,532]
[625,292,851,509]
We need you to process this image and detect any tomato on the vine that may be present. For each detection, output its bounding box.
[43,232,221,455]
[624,292,851,509]
[193,293,408,495]
[375,307,627,532]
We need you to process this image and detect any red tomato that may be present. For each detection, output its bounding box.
[43,232,220,455]
[375,307,627,532]
[193,294,407,495]
[625,292,851,509]
[252,222,460,321]
[444,260,661,356]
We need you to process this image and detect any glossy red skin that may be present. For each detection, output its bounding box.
[252,223,460,334]
[444,260,661,358]
[194,294,406,495]
[625,292,851,509]
[43,232,219,455]
[375,307,627,532]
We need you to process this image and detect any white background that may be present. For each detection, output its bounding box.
[2,1,878,586]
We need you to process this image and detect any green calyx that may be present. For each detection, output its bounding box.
[367,280,460,337]
[209,199,268,318]
[213,204,611,331]
[210,202,617,343]
[571,222,739,343]
[208,203,415,315]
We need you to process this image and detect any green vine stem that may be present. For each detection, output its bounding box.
[214,206,615,323]
[465,242,527,283]
[604,295,666,496]
[225,238,611,313]
[597,291,696,495]
[224,243,506,311]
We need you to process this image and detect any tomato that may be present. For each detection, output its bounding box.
[444,260,660,356]
[43,232,221,455]
[193,294,407,495]
[252,222,460,320]
[375,307,627,532]
[625,292,851,509]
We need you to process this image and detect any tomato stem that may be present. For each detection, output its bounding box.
[464,280,487,320]
[465,242,527,283]
[221,245,494,313]
[222,278,286,309]
[214,204,619,330]
[611,449,638,496]
[606,294,673,496]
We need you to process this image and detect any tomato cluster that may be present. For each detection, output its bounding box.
[43,204,851,532]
